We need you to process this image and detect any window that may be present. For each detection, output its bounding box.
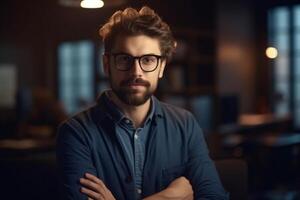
[268,5,300,128]
[97,44,109,94]
[268,7,290,117]
[293,5,300,128]
[58,40,94,114]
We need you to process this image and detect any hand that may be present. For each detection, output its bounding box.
[143,176,193,200]
[80,173,116,200]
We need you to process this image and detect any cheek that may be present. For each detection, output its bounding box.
[148,74,160,87]
[109,69,124,83]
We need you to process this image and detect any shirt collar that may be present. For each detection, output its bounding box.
[101,91,124,124]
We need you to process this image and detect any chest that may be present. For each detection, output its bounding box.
[89,119,191,196]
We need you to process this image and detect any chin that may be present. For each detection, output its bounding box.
[111,85,155,106]
[123,95,150,106]
[118,91,151,106]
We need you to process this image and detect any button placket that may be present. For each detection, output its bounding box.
[133,128,144,194]
[137,188,142,194]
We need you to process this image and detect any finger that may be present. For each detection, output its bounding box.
[81,186,104,199]
[85,173,108,191]
[80,178,105,194]
[82,174,114,198]
[85,173,103,185]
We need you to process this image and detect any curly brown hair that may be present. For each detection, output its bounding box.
[99,6,176,61]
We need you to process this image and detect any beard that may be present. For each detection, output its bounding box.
[109,73,157,106]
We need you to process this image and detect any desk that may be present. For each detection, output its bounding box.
[222,132,300,192]
[219,114,298,192]
[219,114,292,135]
[257,133,300,147]
[0,138,54,149]
[0,138,55,158]
[239,114,291,129]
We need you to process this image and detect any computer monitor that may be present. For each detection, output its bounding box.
[190,95,213,134]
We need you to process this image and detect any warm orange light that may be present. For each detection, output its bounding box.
[266,47,278,59]
[80,0,104,8]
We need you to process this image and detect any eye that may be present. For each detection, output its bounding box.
[141,55,157,65]
[116,54,131,63]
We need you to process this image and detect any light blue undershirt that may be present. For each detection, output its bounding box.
[102,91,155,198]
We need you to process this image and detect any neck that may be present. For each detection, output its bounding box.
[108,91,151,128]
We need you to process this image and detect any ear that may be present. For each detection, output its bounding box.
[158,59,166,78]
[103,54,110,76]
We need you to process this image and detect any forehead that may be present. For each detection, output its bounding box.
[112,35,161,56]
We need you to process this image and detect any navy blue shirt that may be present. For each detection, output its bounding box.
[56,93,229,200]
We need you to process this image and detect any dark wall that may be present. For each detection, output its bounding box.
[216,0,257,113]
[0,0,216,91]
[5,0,300,115]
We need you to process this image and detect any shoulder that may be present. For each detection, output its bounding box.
[156,100,201,134]
[57,104,101,141]
[153,95,204,127]
[155,100,204,147]
[60,106,93,130]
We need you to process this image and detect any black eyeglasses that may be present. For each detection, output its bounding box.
[109,53,164,72]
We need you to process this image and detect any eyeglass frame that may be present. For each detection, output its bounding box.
[106,52,165,72]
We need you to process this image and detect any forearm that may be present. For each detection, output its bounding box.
[143,188,191,200]
[143,177,193,200]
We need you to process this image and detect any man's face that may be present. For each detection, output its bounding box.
[103,35,166,106]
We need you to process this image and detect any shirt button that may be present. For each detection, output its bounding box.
[134,134,138,139]
[125,119,130,124]
[125,176,132,183]
[137,188,142,194]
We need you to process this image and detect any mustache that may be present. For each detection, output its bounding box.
[120,78,150,87]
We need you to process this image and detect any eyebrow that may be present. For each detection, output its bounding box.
[111,52,162,57]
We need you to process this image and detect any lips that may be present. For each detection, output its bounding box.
[125,84,146,91]
[127,83,147,87]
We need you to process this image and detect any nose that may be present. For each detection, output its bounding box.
[130,59,143,76]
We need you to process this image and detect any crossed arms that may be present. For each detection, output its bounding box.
[80,173,193,200]
[57,112,228,200]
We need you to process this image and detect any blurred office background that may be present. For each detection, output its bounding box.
[1,0,300,199]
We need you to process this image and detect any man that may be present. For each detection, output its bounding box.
[56,6,228,200]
